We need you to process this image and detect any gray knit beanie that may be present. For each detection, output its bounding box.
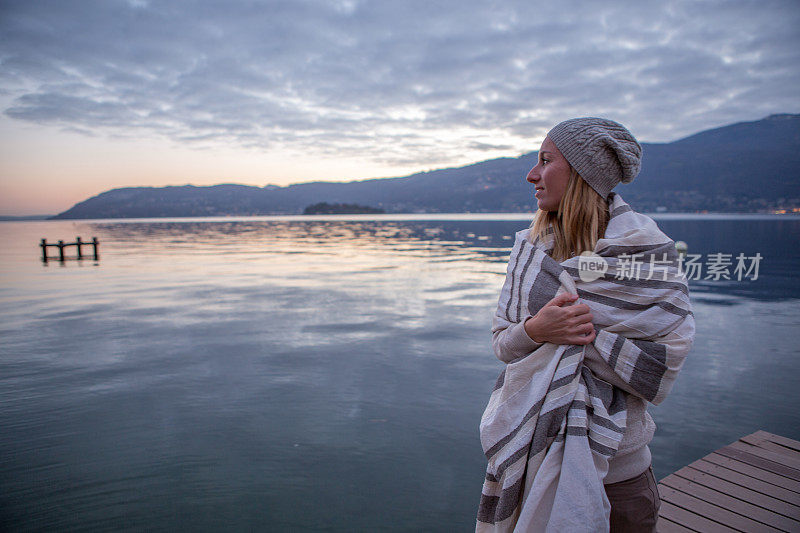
[547,117,642,199]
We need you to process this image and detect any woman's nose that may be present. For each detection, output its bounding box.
[526,167,538,183]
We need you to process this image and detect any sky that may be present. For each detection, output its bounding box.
[1,0,799,216]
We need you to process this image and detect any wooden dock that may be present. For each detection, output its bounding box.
[657,430,800,532]
[40,236,99,262]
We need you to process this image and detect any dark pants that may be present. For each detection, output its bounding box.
[604,466,660,532]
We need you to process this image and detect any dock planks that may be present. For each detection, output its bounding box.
[657,431,800,532]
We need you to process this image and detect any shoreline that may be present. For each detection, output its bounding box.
[3,211,800,223]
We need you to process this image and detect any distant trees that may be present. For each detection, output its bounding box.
[303,202,385,215]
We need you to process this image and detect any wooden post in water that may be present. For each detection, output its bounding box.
[38,236,100,262]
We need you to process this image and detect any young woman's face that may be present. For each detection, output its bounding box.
[526,136,572,212]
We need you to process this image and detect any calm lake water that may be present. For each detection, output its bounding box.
[2,214,800,531]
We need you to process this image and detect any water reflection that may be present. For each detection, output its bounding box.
[76,216,800,301]
[90,219,521,261]
[1,216,799,531]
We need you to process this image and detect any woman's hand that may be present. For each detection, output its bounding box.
[524,293,596,345]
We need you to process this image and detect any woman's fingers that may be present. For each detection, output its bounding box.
[546,293,578,308]
[568,303,591,316]
[534,295,597,345]
[566,308,593,325]
[571,328,596,345]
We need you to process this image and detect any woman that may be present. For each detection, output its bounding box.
[476,118,695,532]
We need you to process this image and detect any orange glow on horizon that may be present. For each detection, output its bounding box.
[0,116,528,216]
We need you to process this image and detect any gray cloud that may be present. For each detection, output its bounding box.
[1,0,799,169]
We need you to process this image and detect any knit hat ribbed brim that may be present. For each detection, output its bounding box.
[547,117,642,199]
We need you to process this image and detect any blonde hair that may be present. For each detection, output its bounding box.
[530,168,610,262]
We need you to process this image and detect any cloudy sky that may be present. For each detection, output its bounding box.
[1,0,798,215]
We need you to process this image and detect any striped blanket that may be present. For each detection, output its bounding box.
[477,193,694,532]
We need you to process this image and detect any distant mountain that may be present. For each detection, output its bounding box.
[0,214,53,221]
[625,113,800,212]
[52,114,800,219]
